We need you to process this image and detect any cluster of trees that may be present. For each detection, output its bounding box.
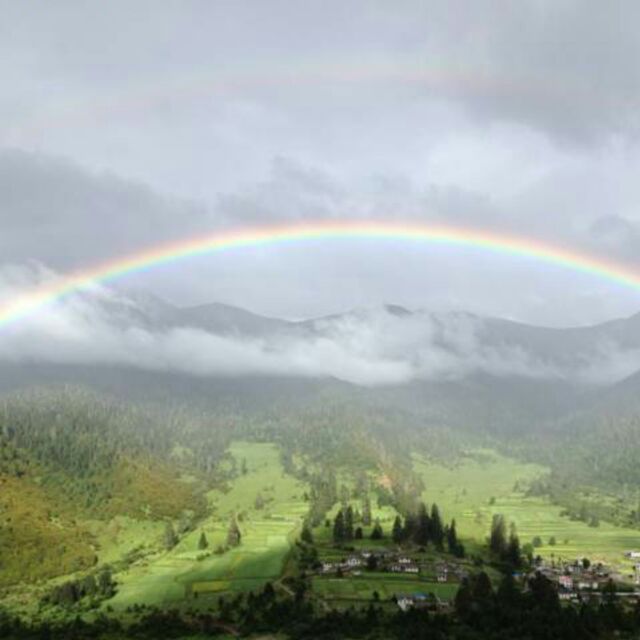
[306,471,338,526]
[44,569,115,607]
[488,514,521,567]
[390,503,465,557]
[162,516,241,554]
[332,505,372,543]
[331,505,383,543]
[0,388,232,483]
[329,499,464,556]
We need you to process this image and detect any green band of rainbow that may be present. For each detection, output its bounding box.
[1,221,638,330]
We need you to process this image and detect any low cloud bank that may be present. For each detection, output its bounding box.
[0,265,638,387]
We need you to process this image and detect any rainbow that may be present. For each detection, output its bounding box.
[13,57,607,141]
[1,220,639,330]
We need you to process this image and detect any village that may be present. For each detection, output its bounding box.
[312,547,640,613]
[319,548,470,582]
[520,551,640,603]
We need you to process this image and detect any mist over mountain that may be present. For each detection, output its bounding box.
[3,275,640,391]
[1,285,639,440]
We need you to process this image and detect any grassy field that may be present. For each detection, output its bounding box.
[413,449,640,576]
[107,441,309,610]
[312,573,459,602]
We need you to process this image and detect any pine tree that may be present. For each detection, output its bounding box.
[344,506,354,541]
[370,519,383,540]
[415,502,431,545]
[446,518,458,552]
[489,514,507,557]
[448,518,465,557]
[227,517,242,547]
[164,522,178,550]
[403,512,417,543]
[431,503,444,550]
[362,496,372,526]
[333,510,345,543]
[506,523,521,567]
[198,531,209,550]
[392,516,404,544]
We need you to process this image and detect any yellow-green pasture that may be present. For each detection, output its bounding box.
[107,441,308,609]
[413,450,640,576]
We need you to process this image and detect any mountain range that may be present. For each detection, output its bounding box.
[3,295,640,435]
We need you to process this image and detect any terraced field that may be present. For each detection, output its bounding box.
[413,450,640,575]
[107,441,308,609]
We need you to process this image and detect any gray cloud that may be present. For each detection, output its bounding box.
[2,149,640,327]
[1,3,640,329]
[1,266,638,386]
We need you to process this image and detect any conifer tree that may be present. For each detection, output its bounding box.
[333,510,345,543]
[227,517,242,547]
[431,503,444,550]
[164,522,178,550]
[446,518,458,552]
[344,506,354,541]
[416,502,431,545]
[392,515,404,544]
[362,496,372,526]
[489,514,507,557]
[506,523,522,567]
[198,531,209,550]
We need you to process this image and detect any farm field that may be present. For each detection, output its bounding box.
[413,450,640,575]
[312,572,459,603]
[107,441,309,610]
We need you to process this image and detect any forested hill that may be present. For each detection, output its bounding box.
[0,387,233,585]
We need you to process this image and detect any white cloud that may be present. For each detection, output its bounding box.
[1,266,638,386]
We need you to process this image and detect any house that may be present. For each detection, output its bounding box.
[558,575,573,590]
[625,551,640,560]
[389,562,419,574]
[398,556,412,564]
[322,562,334,574]
[397,596,414,612]
[396,593,430,612]
[346,556,363,568]
[437,570,448,583]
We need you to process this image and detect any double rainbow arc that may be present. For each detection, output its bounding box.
[1,221,638,330]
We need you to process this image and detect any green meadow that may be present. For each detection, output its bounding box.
[107,441,308,610]
[311,573,459,603]
[413,450,640,576]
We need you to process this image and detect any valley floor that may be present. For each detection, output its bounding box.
[4,442,640,629]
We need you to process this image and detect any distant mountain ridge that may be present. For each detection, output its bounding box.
[117,295,640,381]
[125,293,640,349]
[1,294,640,435]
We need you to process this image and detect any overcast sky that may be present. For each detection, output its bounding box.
[2,1,640,326]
